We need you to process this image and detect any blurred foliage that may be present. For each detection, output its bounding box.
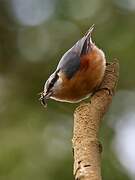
[0,0,135,179]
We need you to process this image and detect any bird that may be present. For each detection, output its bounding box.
[40,25,106,107]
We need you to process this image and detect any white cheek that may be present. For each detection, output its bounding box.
[44,72,56,93]
[44,80,49,94]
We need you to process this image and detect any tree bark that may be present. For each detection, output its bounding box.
[72,62,119,180]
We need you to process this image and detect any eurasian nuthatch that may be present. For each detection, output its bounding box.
[40,25,106,107]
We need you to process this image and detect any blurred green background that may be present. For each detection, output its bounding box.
[0,0,135,179]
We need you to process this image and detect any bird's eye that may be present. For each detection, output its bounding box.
[50,80,54,86]
[50,72,59,85]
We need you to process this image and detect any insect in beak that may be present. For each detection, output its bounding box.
[39,92,47,108]
[39,91,52,108]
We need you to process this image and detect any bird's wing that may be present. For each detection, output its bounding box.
[56,25,94,79]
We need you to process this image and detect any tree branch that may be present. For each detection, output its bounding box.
[72,62,119,180]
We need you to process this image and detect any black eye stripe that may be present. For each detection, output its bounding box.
[51,73,58,84]
[46,71,59,93]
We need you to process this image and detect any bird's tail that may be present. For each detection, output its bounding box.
[85,24,95,37]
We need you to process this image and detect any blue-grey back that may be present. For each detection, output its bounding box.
[57,50,80,79]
